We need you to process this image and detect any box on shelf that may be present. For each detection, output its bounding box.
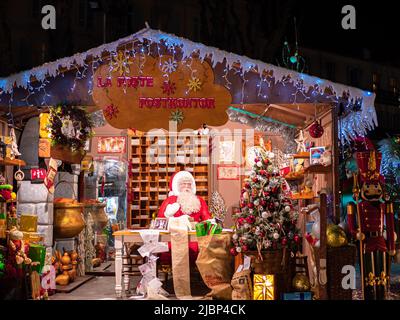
[282,292,312,300]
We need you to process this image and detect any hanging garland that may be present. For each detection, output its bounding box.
[49,104,94,151]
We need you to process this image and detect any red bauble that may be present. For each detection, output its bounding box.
[242,245,248,252]
[238,218,245,225]
[268,202,275,210]
[255,158,260,163]
[260,200,267,207]
[252,177,258,183]
[264,159,269,165]
[244,183,250,189]
[309,120,324,138]
[294,235,300,243]
[260,170,266,176]
[263,191,270,197]
[246,216,255,224]
[281,238,288,246]
[230,248,239,256]
[248,203,254,209]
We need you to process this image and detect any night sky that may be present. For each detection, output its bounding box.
[0,0,399,73]
[297,1,398,65]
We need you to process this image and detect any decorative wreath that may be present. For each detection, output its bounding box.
[49,104,93,151]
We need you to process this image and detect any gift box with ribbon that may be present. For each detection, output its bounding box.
[29,244,46,274]
[195,220,222,237]
[19,214,38,233]
[253,274,275,300]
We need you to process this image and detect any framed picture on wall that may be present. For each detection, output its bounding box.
[310,146,326,165]
[219,141,235,163]
[217,165,240,180]
[97,136,126,154]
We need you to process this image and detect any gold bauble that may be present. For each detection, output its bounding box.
[327,224,348,248]
[292,273,311,292]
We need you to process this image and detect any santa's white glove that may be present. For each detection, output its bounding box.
[165,203,180,218]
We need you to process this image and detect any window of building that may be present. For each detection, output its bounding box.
[389,77,398,95]
[372,72,380,92]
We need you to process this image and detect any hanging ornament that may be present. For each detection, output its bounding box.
[14,166,25,181]
[161,80,176,96]
[294,130,307,153]
[309,120,324,139]
[187,77,202,92]
[111,51,133,76]
[9,128,21,159]
[161,58,177,74]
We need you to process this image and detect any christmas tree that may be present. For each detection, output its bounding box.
[210,191,227,226]
[231,152,300,256]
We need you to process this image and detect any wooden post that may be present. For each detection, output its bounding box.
[331,105,341,224]
[317,193,328,299]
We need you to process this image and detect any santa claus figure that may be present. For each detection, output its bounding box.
[158,171,210,222]
[158,170,211,264]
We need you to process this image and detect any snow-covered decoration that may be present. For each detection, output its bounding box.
[227,107,297,154]
[0,28,377,142]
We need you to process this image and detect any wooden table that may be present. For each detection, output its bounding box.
[112,229,232,297]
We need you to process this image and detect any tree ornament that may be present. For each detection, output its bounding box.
[294,234,300,243]
[248,203,254,209]
[230,248,239,256]
[241,245,248,252]
[262,212,269,219]
[285,206,291,212]
[309,119,324,138]
[232,234,238,240]
[236,247,242,253]
[281,237,288,246]
[273,233,280,240]
[187,77,202,92]
[256,161,263,168]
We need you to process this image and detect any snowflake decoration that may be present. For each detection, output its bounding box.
[111,51,133,76]
[161,58,177,74]
[169,110,184,124]
[187,77,202,92]
[161,80,176,96]
[104,104,119,119]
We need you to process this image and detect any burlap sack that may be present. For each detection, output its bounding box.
[195,233,233,300]
[231,269,252,300]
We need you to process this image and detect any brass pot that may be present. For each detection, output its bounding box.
[85,203,108,231]
[54,202,85,238]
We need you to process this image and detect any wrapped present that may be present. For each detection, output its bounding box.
[253,274,275,300]
[29,244,46,273]
[195,220,222,237]
[19,214,38,232]
[283,292,313,300]
[22,232,44,244]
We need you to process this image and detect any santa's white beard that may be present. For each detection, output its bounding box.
[177,192,201,215]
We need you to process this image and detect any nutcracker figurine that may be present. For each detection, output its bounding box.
[347,150,396,300]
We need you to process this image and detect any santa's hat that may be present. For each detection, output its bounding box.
[168,171,196,197]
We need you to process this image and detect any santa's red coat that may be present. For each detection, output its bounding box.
[157,195,211,265]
